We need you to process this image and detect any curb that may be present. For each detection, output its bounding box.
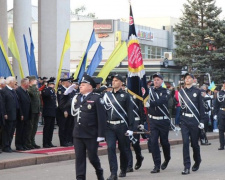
[0,134,219,170]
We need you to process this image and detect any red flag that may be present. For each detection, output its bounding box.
[127,4,149,104]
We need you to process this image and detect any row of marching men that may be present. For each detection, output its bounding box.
[61,72,225,180]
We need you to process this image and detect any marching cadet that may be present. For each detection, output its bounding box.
[178,73,205,175]
[103,74,134,180]
[70,74,106,180]
[214,80,225,150]
[57,78,72,147]
[147,73,171,174]
[42,78,57,148]
[126,97,145,172]
[199,89,211,145]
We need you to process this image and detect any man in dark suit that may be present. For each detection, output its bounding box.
[70,74,106,180]
[0,86,4,153]
[15,78,32,151]
[0,77,6,153]
[42,78,57,148]
[1,76,23,152]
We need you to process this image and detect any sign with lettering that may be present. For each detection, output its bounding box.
[93,20,114,33]
[136,28,154,41]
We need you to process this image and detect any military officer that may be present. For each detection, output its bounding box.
[214,80,225,150]
[57,78,72,147]
[71,74,106,180]
[42,78,57,148]
[147,73,171,174]
[27,76,41,149]
[179,73,205,175]
[103,74,134,180]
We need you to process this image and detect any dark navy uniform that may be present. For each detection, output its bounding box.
[148,86,171,172]
[42,87,57,147]
[59,89,78,144]
[104,88,134,178]
[214,88,225,149]
[199,95,211,145]
[179,86,205,171]
[72,75,106,180]
[57,85,70,146]
[127,97,145,171]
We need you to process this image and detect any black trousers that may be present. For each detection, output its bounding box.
[127,121,142,168]
[199,115,209,143]
[2,120,16,150]
[74,137,103,180]
[0,125,3,149]
[58,112,68,146]
[105,123,129,175]
[180,117,201,169]
[15,119,30,148]
[66,115,74,143]
[43,116,55,145]
[150,118,171,168]
[218,111,225,148]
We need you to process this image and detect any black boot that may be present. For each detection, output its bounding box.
[135,156,144,170]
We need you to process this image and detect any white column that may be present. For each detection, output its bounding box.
[0,0,8,48]
[13,0,31,80]
[38,0,70,78]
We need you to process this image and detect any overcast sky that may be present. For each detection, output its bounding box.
[7,0,225,19]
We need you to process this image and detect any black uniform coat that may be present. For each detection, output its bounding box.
[1,86,21,121]
[42,87,57,117]
[0,91,4,125]
[72,92,106,138]
[214,90,225,130]
[16,86,31,121]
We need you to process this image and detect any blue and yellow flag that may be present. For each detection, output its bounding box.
[75,29,96,82]
[55,29,71,91]
[97,42,127,82]
[0,36,14,77]
[86,43,103,76]
[8,27,24,78]
[208,81,216,91]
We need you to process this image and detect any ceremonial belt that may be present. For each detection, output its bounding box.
[179,89,200,123]
[104,92,128,125]
[182,112,194,117]
[135,117,140,121]
[148,114,167,120]
[107,120,124,125]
